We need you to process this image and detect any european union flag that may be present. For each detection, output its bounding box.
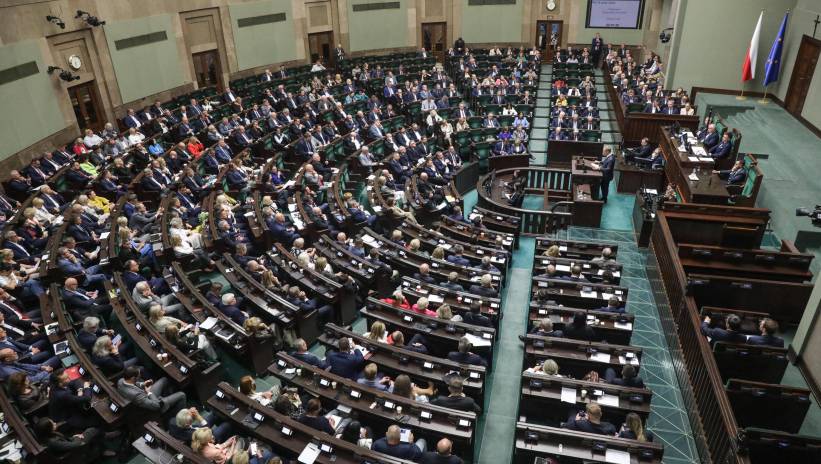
[763,12,789,87]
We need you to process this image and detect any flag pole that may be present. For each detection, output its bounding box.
[758,84,770,104]
[737,87,746,100]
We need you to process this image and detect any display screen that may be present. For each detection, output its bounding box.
[586,0,644,29]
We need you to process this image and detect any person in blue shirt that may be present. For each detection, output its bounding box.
[357,363,392,391]
[446,245,471,267]
[0,348,52,383]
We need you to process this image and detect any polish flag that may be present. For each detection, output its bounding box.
[742,12,763,81]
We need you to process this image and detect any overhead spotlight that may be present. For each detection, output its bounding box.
[75,10,106,27]
[659,28,674,44]
[47,66,81,82]
[46,15,66,29]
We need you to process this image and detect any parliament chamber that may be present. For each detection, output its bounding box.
[0,1,821,464]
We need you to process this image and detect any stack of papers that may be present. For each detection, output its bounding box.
[598,393,620,407]
[590,352,611,363]
[561,387,577,404]
[604,449,630,464]
[580,290,598,298]
[464,333,491,347]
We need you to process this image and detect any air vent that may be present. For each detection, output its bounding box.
[0,61,39,86]
[115,31,168,50]
[352,2,401,12]
[237,13,287,28]
[468,0,517,5]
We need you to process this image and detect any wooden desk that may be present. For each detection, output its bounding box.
[520,372,652,425]
[535,238,618,260]
[269,353,476,454]
[363,298,495,359]
[572,184,603,228]
[317,324,487,401]
[134,422,211,464]
[513,422,664,464]
[726,379,811,434]
[658,126,729,204]
[531,276,628,309]
[528,303,633,345]
[677,243,814,283]
[209,382,414,464]
[616,153,665,194]
[522,334,642,378]
[400,277,502,322]
[547,140,603,166]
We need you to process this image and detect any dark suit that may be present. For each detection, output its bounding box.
[747,334,785,348]
[430,395,481,413]
[599,154,615,201]
[326,349,364,380]
[446,351,486,366]
[709,141,732,160]
[700,321,747,344]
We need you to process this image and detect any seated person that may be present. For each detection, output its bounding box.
[0,347,52,383]
[597,296,625,314]
[441,272,464,292]
[421,438,463,464]
[531,318,563,338]
[747,318,784,347]
[413,263,437,284]
[619,412,654,442]
[411,297,437,317]
[701,313,747,344]
[447,337,487,366]
[239,375,280,407]
[563,312,597,341]
[190,428,242,463]
[430,376,481,413]
[390,374,435,402]
[591,247,617,267]
[357,363,392,391]
[326,337,364,380]
[291,337,328,368]
[298,398,336,435]
[462,302,492,328]
[468,274,498,297]
[605,364,644,388]
[562,265,588,282]
[563,403,616,435]
[709,132,732,160]
[525,358,561,376]
[116,366,187,416]
[713,160,747,185]
[34,417,110,459]
[372,424,426,461]
[390,331,429,354]
[635,147,664,169]
[169,407,233,445]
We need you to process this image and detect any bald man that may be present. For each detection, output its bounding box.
[60,277,113,321]
[420,438,463,464]
[372,424,426,461]
[0,348,52,383]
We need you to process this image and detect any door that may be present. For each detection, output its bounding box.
[308,32,334,68]
[68,81,104,132]
[421,22,447,63]
[539,20,563,61]
[192,50,222,89]
[785,35,820,115]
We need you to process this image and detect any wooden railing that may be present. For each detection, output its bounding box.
[477,167,573,235]
[650,211,749,464]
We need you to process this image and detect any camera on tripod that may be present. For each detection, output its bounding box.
[796,206,821,226]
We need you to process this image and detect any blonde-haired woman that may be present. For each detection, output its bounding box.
[31,198,55,225]
[436,304,463,322]
[365,321,388,343]
[191,427,241,464]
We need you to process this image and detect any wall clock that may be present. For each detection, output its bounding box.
[68,54,82,70]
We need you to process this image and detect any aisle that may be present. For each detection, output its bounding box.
[474,237,535,464]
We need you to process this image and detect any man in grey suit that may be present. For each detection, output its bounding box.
[117,366,186,415]
[131,281,185,318]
